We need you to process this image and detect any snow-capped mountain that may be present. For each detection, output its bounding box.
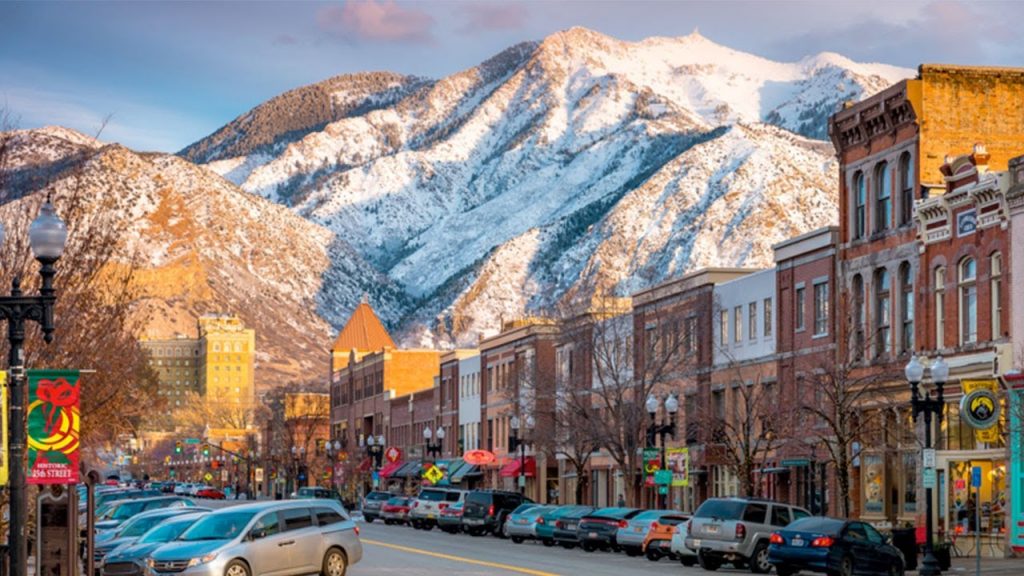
[183,27,910,346]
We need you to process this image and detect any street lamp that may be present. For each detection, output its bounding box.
[325,440,342,490]
[646,393,679,509]
[424,425,445,459]
[0,199,67,576]
[509,414,535,496]
[906,355,947,576]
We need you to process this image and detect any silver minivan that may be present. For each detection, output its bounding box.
[146,500,361,576]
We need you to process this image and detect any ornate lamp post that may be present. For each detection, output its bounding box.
[0,199,67,575]
[906,355,948,576]
[325,440,342,489]
[424,425,445,459]
[363,434,385,492]
[509,414,535,496]
[646,393,679,509]
[291,445,307,492]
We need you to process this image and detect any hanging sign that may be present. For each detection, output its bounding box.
[667,447,689,487]
[27,370,80,485]
[385,446,402,463]
[960,379,1001,443]
[643,448,661,487]
[463,449,496,466]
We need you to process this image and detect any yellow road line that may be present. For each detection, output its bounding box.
[362,538,561,576]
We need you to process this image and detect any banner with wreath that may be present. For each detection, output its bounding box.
[27,369,80,485]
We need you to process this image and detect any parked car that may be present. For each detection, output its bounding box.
[461,490,531,536]
[437,501,465,534]
[381,497,413,525]
[507,505,555,544]
[146,500,362,576]
[361,490,393,523]
[173,483,194,496]
[535,506,592,547]
[410,488,465,530]
[768,516,905,576]
[685,497,811,573]
[576,507,642,552]
[670,517,698,566]
[643,513,690,561]
[93,508,207,566]
[95,496,194,533]
[187,484,211,497]
[616,509,677,557]
[101,511,210,576]
[292,487,342,501]
[195,488,225,500]
[551,506,598,549]
[160,482,177,494]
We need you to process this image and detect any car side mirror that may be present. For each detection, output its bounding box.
[250,528,267,540]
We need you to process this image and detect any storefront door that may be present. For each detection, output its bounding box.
[937,449,1007,557]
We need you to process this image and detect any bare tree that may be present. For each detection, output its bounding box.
[172,391,261,435]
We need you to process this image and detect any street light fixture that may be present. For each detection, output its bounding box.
[906,355,947,576]
[0,199,67,576]
[424,425,445,458]
[509,414,535,496]
[646,393,679,509]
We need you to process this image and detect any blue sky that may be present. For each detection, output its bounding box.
[3,0,1022,152]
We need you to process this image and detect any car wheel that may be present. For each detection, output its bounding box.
[560,542,577,550]
[423,523,434,531]
[698,550,721,571]
[646,549,662,562]
[888,561,904,576]
[224,560,251,576]
[839,555,854,576]
[321,548,347,576]
[625,547,641,557]
[775,566,798,576]
[749,541,771,574]
[541,538,554,547]
[680,556,697,567]
[467,528,482,536]
[581,542,596,552]
[364,517,374,523]
[511,536,524,544]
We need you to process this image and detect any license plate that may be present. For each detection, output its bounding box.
[792,537,805,547]
[465,518,482,525]
[705,525,719,534]
[517,519,528,524]
[660,541,672,548]
[566,523,576,530]
[589,532,598,538]
[427,514,435,519]
[692,539,701,547]
[635,527,644,533]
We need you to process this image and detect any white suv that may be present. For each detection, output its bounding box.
[410,488,464,530]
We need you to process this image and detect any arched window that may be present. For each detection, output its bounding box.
[899,263,914,353]
[875,268,891,356]
[935,266,946,349]
[959,257,977,344]
[990,252,1003,339]
[853,172,866,239]
[875,162,891,232]
[852,274,865,360]
[899,153,914,225]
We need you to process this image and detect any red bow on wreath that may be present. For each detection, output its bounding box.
[36,378,79,434]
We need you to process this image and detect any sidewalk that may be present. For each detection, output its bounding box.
[909,556,1023,575]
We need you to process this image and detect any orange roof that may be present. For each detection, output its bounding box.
[331,301,394,352]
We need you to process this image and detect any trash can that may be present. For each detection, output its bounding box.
[891,527,917,570]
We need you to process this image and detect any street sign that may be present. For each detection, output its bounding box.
[658,486,668,495]
[654,470,673,486]
[781,459,810,467]
[971,466,982,488]
[185,438,200,445]
[423,465,444,485]
[221,469,228,482]
[923,449,936,468]
[385,446,402,463]
[204,472,213,482]
[923,467,936,489]
[518,476,526,488]
[255,468,264,483]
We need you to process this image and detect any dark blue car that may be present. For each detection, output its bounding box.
[767,517,905,576]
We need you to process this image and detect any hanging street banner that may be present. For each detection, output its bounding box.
[960,379,1000,443]
[0,371,7,486]
[27,370,81,485]
[667,447,689,487]
[643,448,661,487]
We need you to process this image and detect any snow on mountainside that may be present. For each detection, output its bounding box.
[3,128,406,383]
[172,27,910,347]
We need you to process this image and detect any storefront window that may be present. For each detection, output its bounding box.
[862,453,885,515]
[947,460,1008,536]
[942,402,1007,450]
[902,452,918,514]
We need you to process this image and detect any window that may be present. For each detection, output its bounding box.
[719,310,729,345]
[899,152,914,225]
[734,306,742,342]
[685,317,697,354]
[991,252,1003,338]
[712,390,725,420]
[763,298,772,337]
[875,269,891,356]
[281,507,314,531]
[795,286,806,331]
[813,281,828,336]
[853,171,866,239]
[748,302,757,340]
[959,257,977,344]
[875,162,891,232]
[252,512,280,537]
[313,507,344,526]
[898,263,914,353]
[770,505,791,527]
[742,503,768,524]
[845,523,868,542]
[935,267,946,349]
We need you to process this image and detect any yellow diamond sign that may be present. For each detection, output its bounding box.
[422,465,443,485]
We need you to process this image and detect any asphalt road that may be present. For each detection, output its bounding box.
[350,521,717,576]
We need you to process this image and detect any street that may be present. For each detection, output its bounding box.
[351,521,708,576]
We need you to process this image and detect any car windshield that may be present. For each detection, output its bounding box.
[111,501,148,520]
[512,504,537,515]
[695,499,746,520]
[179,512,254,541]
[139,518,197,544]
[417,490,446,502]
[634,510,671,521]
[591,507,631,518]
[367,492,391,501]
[121,515,169,537]
[787,517,845,534]
[387,497,406,505]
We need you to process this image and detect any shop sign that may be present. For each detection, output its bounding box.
[960,379,1000,443]
[667,447,689,487]
[643,448,660,487]
[385,446,402,463]
[27,370,81,485]
[956,209,977,237]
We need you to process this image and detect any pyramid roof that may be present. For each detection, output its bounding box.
[331,300,394,353]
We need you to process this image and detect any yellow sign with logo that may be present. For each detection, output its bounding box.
[422,465,444,485]
[961,379,1000,443]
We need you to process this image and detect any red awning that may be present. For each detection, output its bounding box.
[378,460,404,479]
[357,457,372,473]
[500,456,536,478]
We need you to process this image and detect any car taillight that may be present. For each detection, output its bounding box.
[413,501,419,508]
[651,521,659,529]
[618,520,628,528]
[811,536,834,548]
[488,505,495,517]
[354,525,360,536]
[536,517,544,524]
[439,503,448,510]
[555,520,563,529]
[735,522,746,540]
[687,522,692,536]
[770,533,784,545]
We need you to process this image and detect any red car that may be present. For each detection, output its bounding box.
[195,488,225,500]
[381,496,412,525]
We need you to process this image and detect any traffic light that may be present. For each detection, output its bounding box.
[202,444,210,457]
[175,441,183,454]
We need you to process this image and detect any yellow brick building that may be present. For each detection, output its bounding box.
[198,315,256,409]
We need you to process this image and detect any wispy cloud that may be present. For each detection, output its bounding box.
[316,0,435,45]
[454,2,528,34]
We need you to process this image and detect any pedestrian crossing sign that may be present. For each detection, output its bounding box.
[423,465,444,485]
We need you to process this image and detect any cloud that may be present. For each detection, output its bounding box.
[454,2,528,34]
[316,1,435,44]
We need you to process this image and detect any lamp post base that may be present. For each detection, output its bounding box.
[919,549,942,576]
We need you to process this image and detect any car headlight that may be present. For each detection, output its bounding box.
[186,553,218,567]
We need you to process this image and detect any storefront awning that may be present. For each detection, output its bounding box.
[451,462,481,482]
[500,456,536,478]
[436,459,462,486]
[757,467,790,474]
[378,460,405,479]
[392,461,423,479]
[357,457,372,473]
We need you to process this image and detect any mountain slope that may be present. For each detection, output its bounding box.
[176,28,912,346]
